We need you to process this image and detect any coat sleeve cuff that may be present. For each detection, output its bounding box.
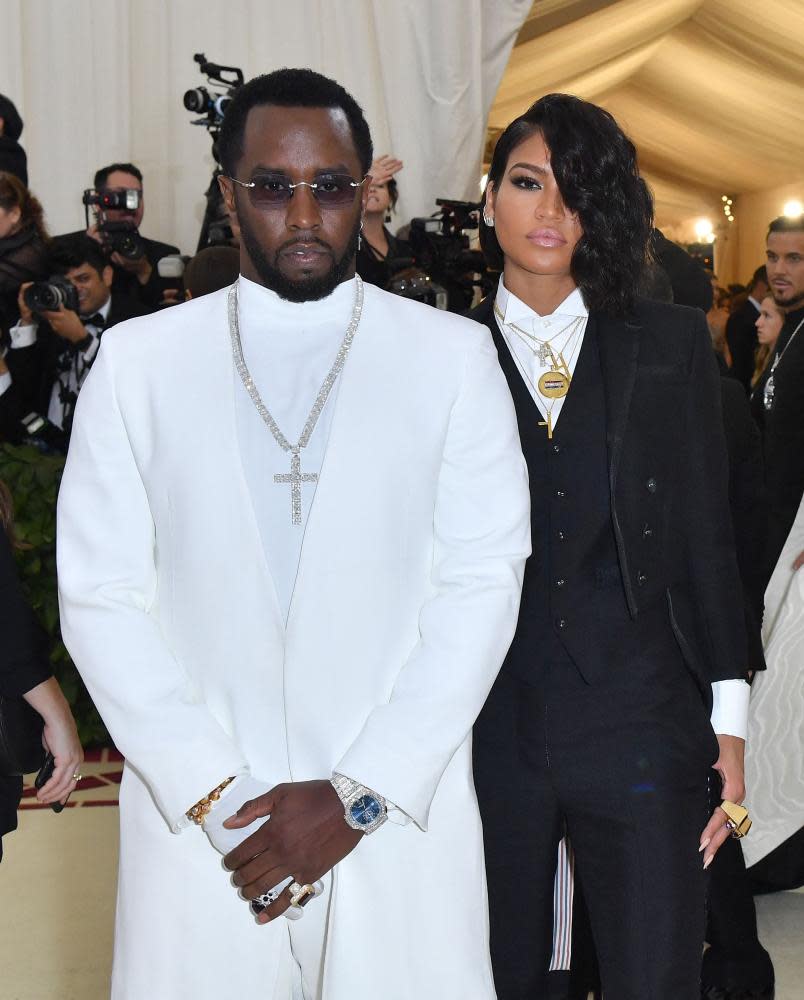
[710,679,750,740]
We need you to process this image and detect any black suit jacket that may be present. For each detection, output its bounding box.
[1,291,148,442]
[725,297,760,394]
[471,295,747,697]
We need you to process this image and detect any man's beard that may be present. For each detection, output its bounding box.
[772,287,804,311]
[239,214,361,303]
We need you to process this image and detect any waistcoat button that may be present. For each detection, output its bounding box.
[643,525,653,539]
[556,617,568,629]
[555,578,566,588]
[646,477,658,493]
[556,489,566,498]
[637,571,647,586]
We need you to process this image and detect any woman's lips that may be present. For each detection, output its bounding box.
[526,229,567,248]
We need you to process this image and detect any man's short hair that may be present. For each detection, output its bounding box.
[50,235,109,277]
[184,246,240,298]
[768,215,804,237]
[218,68,373,178]
[0,94,23,141]
[94,162,143,190]
[751,265,767,288]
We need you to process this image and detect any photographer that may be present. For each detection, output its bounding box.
[1,236,146,446]
[61,162,179,312]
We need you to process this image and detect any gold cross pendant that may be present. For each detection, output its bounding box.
[538,413,554,440]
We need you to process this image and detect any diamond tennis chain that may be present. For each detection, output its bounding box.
[227,277,364,525]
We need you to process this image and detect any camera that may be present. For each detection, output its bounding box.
[82,187,146,260]
[183,87,234,122]
[408,199,491,312]
[99,221,146,260]
[184,53,244,249]
[183,53,243,131]
[23,275,80,314]
[82,188,141,213]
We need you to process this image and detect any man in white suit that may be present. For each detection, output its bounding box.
[57,68,530,999]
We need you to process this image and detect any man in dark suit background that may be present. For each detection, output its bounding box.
[762,215,804,584]
[0,236,146,447]
[726,265,770,393]
[60,162,179,312]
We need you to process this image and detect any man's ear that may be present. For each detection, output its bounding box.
[219,175,237,220]
[0,117,5,137]
[102,264,114,289]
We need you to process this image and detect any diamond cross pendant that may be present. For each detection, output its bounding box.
[274,451,319,525]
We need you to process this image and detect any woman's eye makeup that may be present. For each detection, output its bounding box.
[509,173,543,191]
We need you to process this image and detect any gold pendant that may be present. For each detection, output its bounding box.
[538,413,554,439]
[538,369,570,399]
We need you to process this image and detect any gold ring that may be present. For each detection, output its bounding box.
[72,772,83,782]
[721,799,751,838]
[288,881,316,908]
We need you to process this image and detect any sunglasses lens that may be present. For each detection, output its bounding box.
[314,177,358,206]
[249,179,292,206]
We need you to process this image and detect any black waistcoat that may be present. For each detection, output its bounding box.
[490,316,670,687]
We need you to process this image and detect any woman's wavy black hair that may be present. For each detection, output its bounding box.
[481,94,654,317]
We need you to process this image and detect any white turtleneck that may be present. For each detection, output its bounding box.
[235,273,359,622]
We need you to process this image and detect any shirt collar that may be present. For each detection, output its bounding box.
[494,275,588,327]
[238,272,358,330]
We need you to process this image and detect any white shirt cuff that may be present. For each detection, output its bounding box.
[710,679,750,740]
[10,321,38,348]
[0,370,11,397]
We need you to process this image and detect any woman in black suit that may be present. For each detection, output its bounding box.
[0,479,82,860]
[471,94,749,999]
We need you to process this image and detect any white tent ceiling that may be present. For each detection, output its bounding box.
[489,0,804,245]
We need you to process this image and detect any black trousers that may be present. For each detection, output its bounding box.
[473,649,718,1000]
[703,834,774,990]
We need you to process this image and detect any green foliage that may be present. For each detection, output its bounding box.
[0,443,109,746]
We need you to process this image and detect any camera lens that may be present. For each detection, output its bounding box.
[183,87,209,113]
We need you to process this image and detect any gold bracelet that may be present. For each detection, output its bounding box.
[186,776,236,826]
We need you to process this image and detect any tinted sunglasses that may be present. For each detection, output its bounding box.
[227,173,367,209]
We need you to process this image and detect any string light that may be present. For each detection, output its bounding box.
[783,200,803,218]
[695,219,716,243]
[721,194,736,225]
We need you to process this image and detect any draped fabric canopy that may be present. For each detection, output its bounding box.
[0,0,529,255]
[490,0,804,271]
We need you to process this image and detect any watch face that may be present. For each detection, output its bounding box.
[350,794,382,827]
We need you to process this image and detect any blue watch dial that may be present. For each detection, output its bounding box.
[350,794,382,827]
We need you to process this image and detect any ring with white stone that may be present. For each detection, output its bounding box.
[249,876,294,916]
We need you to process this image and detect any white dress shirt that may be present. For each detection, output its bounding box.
[494,277,749,740]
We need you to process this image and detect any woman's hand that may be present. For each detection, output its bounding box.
[23,678,83,805]
[369,154,403,186]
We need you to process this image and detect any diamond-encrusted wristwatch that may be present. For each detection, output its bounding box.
[330,773,387,835]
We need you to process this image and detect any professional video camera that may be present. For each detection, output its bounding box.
[82,188,146,260]
[407,199,492,312]
[183,53,244,249]
[23,275,80,314]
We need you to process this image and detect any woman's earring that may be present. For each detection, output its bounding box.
[482,213,494,228]
[358,218,364,250]
[385,210,392,223]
